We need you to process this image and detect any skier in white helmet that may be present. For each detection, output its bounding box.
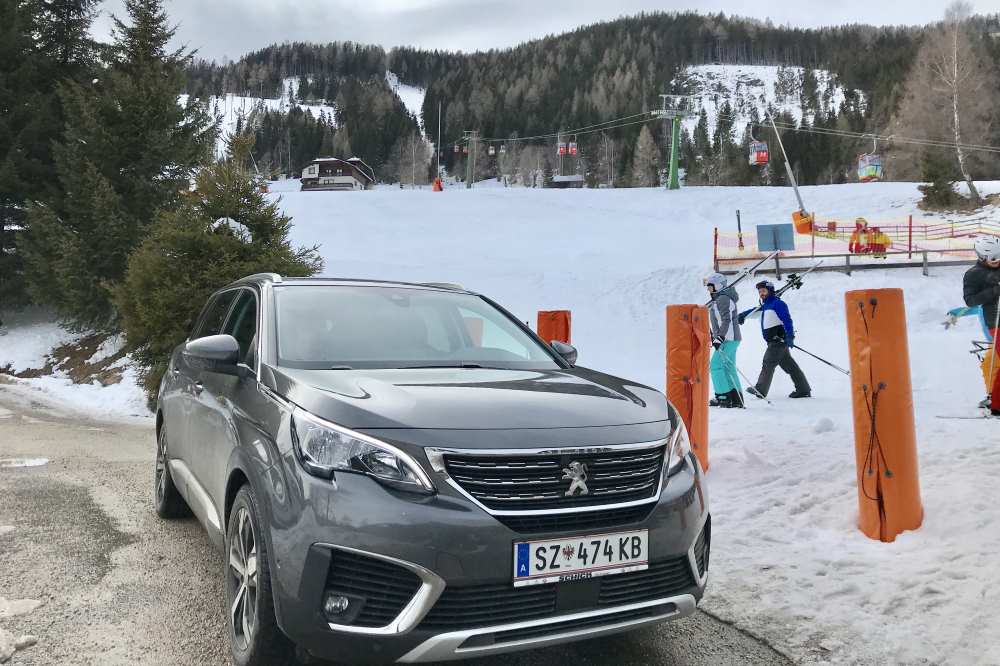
[964,234,1000,415]
[704,272,744,408]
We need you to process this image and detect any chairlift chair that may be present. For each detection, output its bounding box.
[749,140,769,166]
[857,136,884,183]
[488,145,496,156]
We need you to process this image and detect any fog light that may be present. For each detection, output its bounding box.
[323,594,350,618]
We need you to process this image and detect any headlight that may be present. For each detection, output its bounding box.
[290,409,435,494]
[665,417,692,475]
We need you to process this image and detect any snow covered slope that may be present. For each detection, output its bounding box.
[270,180,1000,666]
[180,77,337,156]
[386,71,427,131]
[673,64,860,139]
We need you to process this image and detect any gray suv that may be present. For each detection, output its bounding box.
[155,274,710,665]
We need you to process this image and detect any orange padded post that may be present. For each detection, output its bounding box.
[845,289,923,542]
[666,305,710,471]
[537,310,571,344]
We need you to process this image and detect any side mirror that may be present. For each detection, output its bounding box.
[550,340,578,366]
[183,334,241,376]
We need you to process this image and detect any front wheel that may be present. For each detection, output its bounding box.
[226,485,294,665]
[154,426,190,519]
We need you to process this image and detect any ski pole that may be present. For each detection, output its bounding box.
[792,344,850,376]
[717,348,772,405]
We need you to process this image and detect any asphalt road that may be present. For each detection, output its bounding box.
[0,385,792,666]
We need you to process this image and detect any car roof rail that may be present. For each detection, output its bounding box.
[422,282,465,291]
[238,273,283,285]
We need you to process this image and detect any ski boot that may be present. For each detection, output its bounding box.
[746,387,766,400]
[709,393,728,408]
[724,389,745,408]
[789,390,812,399]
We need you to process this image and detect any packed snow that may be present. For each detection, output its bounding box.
[673,64,859,140]
[3,179,1000,663]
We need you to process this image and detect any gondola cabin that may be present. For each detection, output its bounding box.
[749,141,769,166]
[300,157,375,191]
[857,154,883,182]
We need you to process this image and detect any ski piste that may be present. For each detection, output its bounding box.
[703,250,779,306]
[740,259,825,320]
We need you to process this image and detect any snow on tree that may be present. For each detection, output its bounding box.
[630,125,660,188]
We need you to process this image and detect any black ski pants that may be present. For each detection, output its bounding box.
[755,339,810,397]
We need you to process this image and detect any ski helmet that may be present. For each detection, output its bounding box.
[974,235,1000,262]
[703,272,727,290]
[755,279,776,293]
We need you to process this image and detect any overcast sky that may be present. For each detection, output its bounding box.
[92,0,959,63]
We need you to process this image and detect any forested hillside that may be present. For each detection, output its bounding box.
[188,11,1000,188]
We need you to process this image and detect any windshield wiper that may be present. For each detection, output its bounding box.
[327,365,354,370]
[401,363,491,369]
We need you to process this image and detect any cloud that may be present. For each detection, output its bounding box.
[92,0,947,63]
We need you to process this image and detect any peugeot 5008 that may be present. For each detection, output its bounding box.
[154,274,710,664]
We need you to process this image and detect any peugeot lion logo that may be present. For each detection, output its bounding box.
[561,461,589,496]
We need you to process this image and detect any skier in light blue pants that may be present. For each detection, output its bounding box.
[705,272,743,408]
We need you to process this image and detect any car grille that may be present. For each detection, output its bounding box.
[325,550,422,628]
[495,504,654,534]
[598,557,696,606]
[419,581,557,629]
[419,556,694,631]
[444,444,666,511]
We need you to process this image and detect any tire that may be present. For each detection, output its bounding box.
[154,425,191,519]
[226,484,294,666]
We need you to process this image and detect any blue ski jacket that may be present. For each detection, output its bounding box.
[741,295,795,345]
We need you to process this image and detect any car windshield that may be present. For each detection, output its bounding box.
[273,285,562,370]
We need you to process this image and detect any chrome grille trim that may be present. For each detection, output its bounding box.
[425,438,669,516]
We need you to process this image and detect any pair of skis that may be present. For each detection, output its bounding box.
[703,250,780,307]
[737,259,825,322]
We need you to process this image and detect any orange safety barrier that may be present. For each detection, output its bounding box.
[537,310,571,344]
[666,305,710,471]
[845,289,923,542]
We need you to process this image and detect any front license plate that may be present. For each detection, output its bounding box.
[512,529,648,587]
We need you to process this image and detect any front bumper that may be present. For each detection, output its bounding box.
[265,450,710,663]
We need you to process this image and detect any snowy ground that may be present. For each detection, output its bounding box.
[0,309,150,422]
[3,180,1000,663]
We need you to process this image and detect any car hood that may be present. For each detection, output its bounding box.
[263,366,669,430]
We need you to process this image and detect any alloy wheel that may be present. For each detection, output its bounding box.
[228,507,259,651]
[155,432,168,504]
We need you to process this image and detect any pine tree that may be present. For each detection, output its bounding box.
[22,0,216,327]
[115,133,323,399]
[37,0,98,70]
[630,125,659,188]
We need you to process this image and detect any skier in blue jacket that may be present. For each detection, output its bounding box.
[739,280,811,399]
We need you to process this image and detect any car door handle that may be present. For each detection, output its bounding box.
[193,382,204,395]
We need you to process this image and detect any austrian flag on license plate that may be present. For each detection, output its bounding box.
[512,529,648,587]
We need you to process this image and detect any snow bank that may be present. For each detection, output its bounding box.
[0,309,76,373]
[272,180,1000,665]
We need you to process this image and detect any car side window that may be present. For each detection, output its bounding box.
[224,289,258,366]
[191,291,237,340]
